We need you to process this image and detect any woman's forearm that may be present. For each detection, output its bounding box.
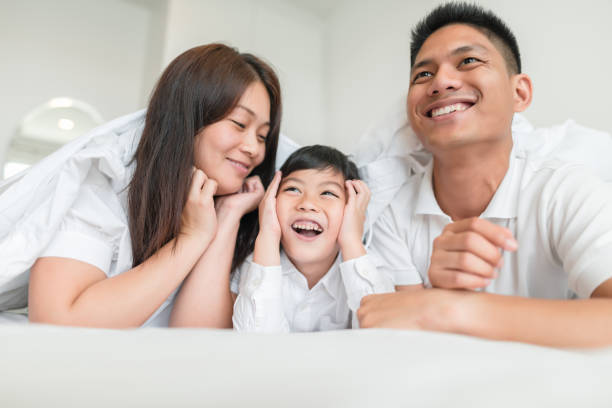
[29,233,212,328]
[169,214,241,328]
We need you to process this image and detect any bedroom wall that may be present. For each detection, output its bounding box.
[326,0,612,151]
[163,0,328,146]
[0,0,166,168]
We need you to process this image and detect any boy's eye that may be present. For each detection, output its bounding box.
[230,119,246,129]
[322,191,339,198]
[412,71,432,83]
[283,186,300,193]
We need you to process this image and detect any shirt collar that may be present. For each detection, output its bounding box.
[280,251,343,300]
[414,146,523,220]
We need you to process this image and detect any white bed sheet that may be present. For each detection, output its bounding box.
[1,324,611,407]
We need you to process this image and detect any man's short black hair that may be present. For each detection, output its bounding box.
[279,145,360,181]
[410,2,522,74]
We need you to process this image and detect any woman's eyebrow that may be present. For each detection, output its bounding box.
[236,105,270,126]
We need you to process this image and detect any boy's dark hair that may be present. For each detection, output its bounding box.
[410,2,521,74]
[279,145,359,181]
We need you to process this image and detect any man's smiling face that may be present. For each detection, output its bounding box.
[407,23,519,153]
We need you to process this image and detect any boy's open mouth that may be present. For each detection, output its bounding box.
[291,221,323,238]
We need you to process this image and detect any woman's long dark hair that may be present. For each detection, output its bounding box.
[128,44,281,271]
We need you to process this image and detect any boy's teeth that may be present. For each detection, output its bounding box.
[292,222,322,232]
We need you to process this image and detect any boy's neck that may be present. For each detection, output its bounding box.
[288,252,339,290]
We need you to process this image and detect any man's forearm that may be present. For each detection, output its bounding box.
[450,292,612,348]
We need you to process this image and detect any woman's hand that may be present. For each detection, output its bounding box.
[215,175,265,223]
[180,168,218,242]
[338,180,370,260]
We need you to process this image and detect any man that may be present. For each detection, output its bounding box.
[358,2,612,347]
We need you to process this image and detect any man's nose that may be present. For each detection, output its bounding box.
[427,64,462,96]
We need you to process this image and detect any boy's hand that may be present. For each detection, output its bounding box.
[428,217,518,290]
[253,171,282,266]
[338,180,370,261]
[215,175,265,224]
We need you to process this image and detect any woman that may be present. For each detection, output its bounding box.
[8,44,281,328]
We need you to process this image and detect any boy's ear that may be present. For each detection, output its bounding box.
[512,73,533,113]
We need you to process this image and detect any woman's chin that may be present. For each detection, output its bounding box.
[214,181,243,196]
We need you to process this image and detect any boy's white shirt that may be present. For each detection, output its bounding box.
[231,252,394,332]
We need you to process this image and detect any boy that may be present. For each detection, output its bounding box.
[232,145,394,332]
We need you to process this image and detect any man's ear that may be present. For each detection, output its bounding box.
[512,73,533,113]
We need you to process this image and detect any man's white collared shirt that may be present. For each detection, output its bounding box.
[231,252,394,332]
[370,145,612,298]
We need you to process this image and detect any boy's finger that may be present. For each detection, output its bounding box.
[345,180,356,204]
[265,171,282,200]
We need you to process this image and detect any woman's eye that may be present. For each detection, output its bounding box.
[412,71,432,83]
[257,134,268,142]
[230,119,246,129]
[283,186,299,193]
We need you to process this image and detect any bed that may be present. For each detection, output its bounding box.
[1,321,611,407]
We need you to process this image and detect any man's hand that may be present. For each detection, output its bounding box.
[338,180,370,261]
[428,217,518,290]
[358,288,461,331]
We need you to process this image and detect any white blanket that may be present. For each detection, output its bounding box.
[0,324,611,407]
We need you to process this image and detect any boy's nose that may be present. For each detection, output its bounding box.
[297,196,318,212]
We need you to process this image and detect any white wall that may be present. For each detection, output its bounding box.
[0,0,166,166]
[162,0,328,146]
[2,1,611,164]
[326,0,612,152]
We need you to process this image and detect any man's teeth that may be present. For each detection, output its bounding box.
[431,103,469,118]
[292,222,322,232]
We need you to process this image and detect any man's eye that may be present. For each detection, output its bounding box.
[230,119,246,129]
[460,57,480,66]
[413,71,432,83]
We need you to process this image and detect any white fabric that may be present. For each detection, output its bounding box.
[0,109,299,320]
[370,143,612,298]
[1,324,612,408]
[231,252,394,332]
[353,98,612,229]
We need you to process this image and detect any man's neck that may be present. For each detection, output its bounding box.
[432,138,513,220]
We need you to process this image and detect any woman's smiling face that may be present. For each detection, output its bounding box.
[194,81,271,195]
